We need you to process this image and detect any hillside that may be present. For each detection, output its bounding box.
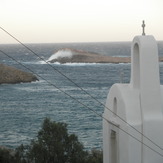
[0,64,38,84]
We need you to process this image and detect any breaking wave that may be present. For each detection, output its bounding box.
[47,49,73,62]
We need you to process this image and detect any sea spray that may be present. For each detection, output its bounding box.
[47,49,73,62]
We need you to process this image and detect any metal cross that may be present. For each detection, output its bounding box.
[142,20,145,36]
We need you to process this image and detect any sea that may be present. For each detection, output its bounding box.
[0,41,163,150]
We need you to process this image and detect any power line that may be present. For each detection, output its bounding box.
[0,27,163,155]
[1,49,163,157]
[0,26,162,152]
[0,49,113,126]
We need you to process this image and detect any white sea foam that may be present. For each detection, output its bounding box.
[48,62,100,66]
[38,60,47,64]
[63,63,97,66]
[46,62,114,66]
[47,49,73,62]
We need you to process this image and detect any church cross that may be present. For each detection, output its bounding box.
[142,20,145,36]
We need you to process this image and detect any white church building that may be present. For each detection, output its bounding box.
[103,22,163,163]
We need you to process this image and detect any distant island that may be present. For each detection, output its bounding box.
[47,48,131,64]
[47,48,163,64]
[0,64,38,84]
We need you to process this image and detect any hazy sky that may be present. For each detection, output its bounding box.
[0,0,163,43]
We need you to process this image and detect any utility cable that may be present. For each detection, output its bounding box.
[0,26,163,153]
[0,49,115,127]
[1,49,163,158]
[1,49,163,157]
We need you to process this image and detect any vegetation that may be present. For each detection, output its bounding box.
[0,118,103,163]
[0,147,17,163]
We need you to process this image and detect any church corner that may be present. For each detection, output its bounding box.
[103,21,163,163]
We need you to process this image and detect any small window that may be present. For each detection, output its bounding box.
[110,130,117,163]
[113,97,117,117]
[133,43,140,89]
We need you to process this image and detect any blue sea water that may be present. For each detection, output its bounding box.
[0,41,163,150]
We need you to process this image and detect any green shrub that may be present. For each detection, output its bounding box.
[4,118,103,163]
[87,149,103,163]
[0,147,17,163]
[16,118,88,163]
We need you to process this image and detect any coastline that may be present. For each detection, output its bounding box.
[48,48,163,64]
[0,64,38,84]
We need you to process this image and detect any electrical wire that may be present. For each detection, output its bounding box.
[1,26,162,152]
[1,49,163,158]
[0,26,163,156]
[0,49,114,127]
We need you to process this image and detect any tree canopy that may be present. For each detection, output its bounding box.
[1,118,103,163]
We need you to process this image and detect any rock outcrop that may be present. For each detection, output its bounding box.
[48,48,131,64]
[0,64,38,84]
[48,48,163,64]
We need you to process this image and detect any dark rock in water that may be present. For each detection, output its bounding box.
[0,64,38,84]
[48,48,131,64]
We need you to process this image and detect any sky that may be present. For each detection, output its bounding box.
[0,0,163,43]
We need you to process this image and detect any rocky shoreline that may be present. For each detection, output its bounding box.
[0,64,38,84]
[48,48,163,64]
[48,48,131,64]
